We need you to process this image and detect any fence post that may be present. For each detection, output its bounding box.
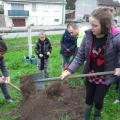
[28,25,32,57]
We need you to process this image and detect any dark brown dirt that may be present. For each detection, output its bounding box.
[19,75,86,120]
[20,75,35,100]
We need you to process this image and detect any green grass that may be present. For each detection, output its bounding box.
[0,34,119,120]
[6,34,62,47]
[0,34,62,120]
[58,114,72,120]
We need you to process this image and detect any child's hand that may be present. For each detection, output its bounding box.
[4,77,10,84]
[47,52,50,55]
[115,68,120,76]
[0,77,5,83]
[39,54,43,57]
[66,49,70,52]
[61,70,71,80]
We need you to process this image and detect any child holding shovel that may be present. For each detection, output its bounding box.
[35,32,52,90]
[60,23,78,71]
[0,37,14,103]
[61,7,120,120]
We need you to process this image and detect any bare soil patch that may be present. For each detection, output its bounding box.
[19,75,86,120]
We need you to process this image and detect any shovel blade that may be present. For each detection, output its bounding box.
[30,73,45,90]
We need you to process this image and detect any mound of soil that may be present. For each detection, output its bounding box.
[20,75,34,100]
[19,75,86,120]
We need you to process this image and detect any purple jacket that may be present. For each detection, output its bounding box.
[68,27,120,85]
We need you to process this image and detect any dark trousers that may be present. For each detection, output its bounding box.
[114,77,120,100]
[0,83,11,100]
[117,79,120,100]
[85,80,109,110]
[115,80,119,90]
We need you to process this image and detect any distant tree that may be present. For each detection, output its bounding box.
[66,0,76,10]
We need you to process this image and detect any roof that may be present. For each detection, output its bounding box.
[97,0,120,7]
[4,0,66,4]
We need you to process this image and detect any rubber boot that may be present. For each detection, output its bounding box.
[82,104,92,120]
[93,108,101,120]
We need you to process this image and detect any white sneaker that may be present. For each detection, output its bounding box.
[6,98,15,103]
[113,99,120,104]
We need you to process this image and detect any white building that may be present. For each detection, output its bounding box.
[0,0,5,27]
[75,0,120,21]
[2,0,66,27]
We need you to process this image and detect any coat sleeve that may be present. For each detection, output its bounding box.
[35,42,41,55]
[68,36,86,72]
[69,38,77,51]
[0,58,9,77]
[48,39,52,53]
[60,33,67,50]
[116,35,120,67]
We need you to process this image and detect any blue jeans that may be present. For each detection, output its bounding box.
[38,59,49,78]
[0,83,11,100]
[35,58,49,90]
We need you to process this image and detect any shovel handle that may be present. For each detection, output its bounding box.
[8,82,21,92]
[35,71,115,82]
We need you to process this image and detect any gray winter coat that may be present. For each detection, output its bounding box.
[68,27,120,85]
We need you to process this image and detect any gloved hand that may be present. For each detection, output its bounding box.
[47,52,50,55]
[39,54,43,57]
[61,70,71,80]
[115,68,120,76]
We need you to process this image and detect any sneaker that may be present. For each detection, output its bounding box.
[6,98,15,103]
[113,99,120,104]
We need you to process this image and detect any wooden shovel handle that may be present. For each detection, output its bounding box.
[8,82,21,92]
[35,71,115,82]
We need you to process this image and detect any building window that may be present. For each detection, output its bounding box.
[11,3,24,10]
[32,3,36,11]
[54,19,59,22]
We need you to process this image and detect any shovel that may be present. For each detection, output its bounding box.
[8,82,21,92]
[33,71,115,90]
[1,78,21,92]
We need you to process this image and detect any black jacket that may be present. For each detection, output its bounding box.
[35,38,52,59]
[60,30,77,56]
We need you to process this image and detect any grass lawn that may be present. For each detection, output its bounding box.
[0,34,120,120]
